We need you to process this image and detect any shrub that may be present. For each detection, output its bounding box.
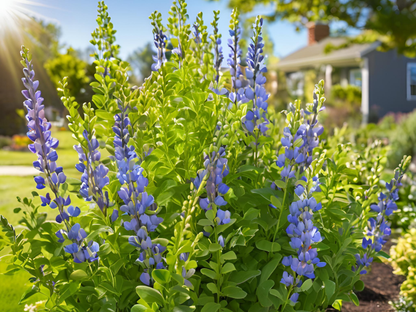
[331,84,362,104]
[0,135,12,149]
[0,1,412,311]
[389,109,416,168]
[11,134,32,151]
[390,229,416,308]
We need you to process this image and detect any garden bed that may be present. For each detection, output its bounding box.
[342,261,404,311]
[328,240,405,312]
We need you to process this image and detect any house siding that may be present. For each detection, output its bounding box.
[366,49,416,118]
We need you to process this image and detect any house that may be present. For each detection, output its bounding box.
[274,23,416,123]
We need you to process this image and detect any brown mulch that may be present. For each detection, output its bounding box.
[327,240,405,312]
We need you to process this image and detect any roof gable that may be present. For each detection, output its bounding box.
[274,37,377,71]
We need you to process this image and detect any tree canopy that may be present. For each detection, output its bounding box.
[222,0,416,57]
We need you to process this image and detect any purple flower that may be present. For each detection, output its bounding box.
[280,271,295,287]
[74,130,110,211]
[218,235,225,247]
[182,266,195,287]
[227,11,248,106]
[197,147,230,214]
[140,272,151,285]
[290,293,299,303]
[151,20,167,72]
[20,47,94,263]
[216,209,231,225]
[243,17,269,135]
[20,47,71,228]
[113,102,162,234]
[355,164,407,275]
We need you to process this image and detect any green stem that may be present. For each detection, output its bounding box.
[273,184,288,243]
[281,284,294,312]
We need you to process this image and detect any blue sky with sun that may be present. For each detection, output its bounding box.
[17,0,310,60]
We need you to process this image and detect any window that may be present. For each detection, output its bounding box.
[287,72,304,97]
[349,69,362,87]
[407,63,416,101]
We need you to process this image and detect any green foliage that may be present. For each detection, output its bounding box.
[389,110,416,168]
[223,0,416,57]
[390,229,416,308]
[0,135,12,148]
[2,1,412,312]
[45,48,91,103]
[331,84,362,104]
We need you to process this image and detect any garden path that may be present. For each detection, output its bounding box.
[0,166,38,176]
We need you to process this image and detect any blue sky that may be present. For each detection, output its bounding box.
[26,0,308,60]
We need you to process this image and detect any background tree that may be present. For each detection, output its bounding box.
[44,47,93,105]
[221,0,416,57]
[0,18,62,135]
[127,42,155,83]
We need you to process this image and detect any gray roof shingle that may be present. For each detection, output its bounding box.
[274,37,378,72]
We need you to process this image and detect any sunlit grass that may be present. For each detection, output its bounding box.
[0,130,110,311]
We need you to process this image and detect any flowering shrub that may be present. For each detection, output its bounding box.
[0,1,412,311]
[11,134,32,151]
[390,228,416,309]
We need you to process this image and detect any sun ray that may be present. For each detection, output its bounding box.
[0,0,58,108]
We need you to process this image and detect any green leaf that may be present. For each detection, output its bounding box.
[206,210,215,221]
[152,269,171,284]
[131,304,148,312]
[260,256,281,284]
[270,196,281,209]
[354,280,365,292]
[251,187,280,201]
[256,280,274,307]
[201,302,221,312]
[376,250,390,260]
[173,306,195,312]
[92,94,105,108]
[300,279,313,292]
[324,280,336,301]
[217,218,236,234]
[209,243,222,252]
[222,286,247,299]
[95,110,114,121]
[70,269,88,281]
[221,251,237,262]
[58,282,80,303]
[19,285,39,304]
[201,268,217,280]
[255,240,281,252]
[332,299,342,310]
[229,270,261,285]
[207,283,218,294]
[242,208,259,221]
[274,180,287,189]
[221,262,236,274]
[198,219,214,227]
[136,285,164,306]
[350,292,359,306]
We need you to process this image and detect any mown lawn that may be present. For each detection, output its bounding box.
[0,130,95,311]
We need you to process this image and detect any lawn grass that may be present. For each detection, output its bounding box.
[0,130,108,311]
[0,131,84,224]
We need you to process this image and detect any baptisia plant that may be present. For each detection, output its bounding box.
[273,83,326,307]
[227,9,248,106]
[0,1,412,312]
[113,100,164,286]
[20,46,99,264]
[243,17,269,137]
[354,156,411,275]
